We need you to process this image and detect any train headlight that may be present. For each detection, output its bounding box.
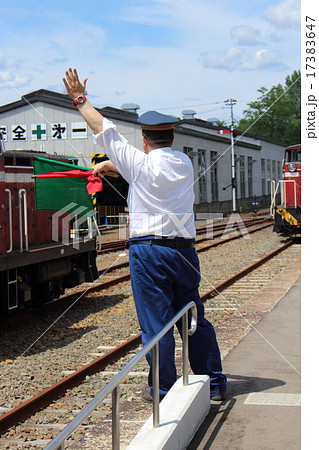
[288,163,297,172]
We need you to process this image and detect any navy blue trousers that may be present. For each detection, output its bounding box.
[129,239,227,397]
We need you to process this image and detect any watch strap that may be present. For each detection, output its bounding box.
[72,95,87,107]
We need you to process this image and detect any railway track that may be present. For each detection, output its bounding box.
[0,217,272,332]
[0,236,300,448]
[53,217,273,308]
[98,216,271,254]
[0,217,272,326]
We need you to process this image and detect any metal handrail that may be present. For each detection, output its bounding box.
[270,179,282,217]
[270,179,298,217]
[18,189,28,252]
[270,180,277,217]
[5,189,13,252]
[281,179,297,209]
[92,213,102,251]
[44,301,197,450]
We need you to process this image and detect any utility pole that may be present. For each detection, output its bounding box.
[225,98,237,212]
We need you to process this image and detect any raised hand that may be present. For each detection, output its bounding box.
[62,67,103,133]
[63,68,87,100]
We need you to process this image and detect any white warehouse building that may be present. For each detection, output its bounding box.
[0,89,286,216]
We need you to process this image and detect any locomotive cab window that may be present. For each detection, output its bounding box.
[67,157,78,165]
[285,149,301,163]
[4,156,14,166]
[4,155,32,167]
[16,157,32,166]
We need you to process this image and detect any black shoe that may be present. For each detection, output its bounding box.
[211,391,226,401]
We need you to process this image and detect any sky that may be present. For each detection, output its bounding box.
[0,0,301,125]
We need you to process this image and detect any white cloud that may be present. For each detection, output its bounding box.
[0,70,33,90]
[199,47,243,71]
[263,0,300,28]
[0,52,33,90]
[199,47,287,72]
[241,49,287,71]
[231,26,262,46]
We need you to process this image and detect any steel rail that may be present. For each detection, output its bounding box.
[0,335,141,435]
[0,238,293,435]
[60,222,272,304]
[59,272,131,304]
[197,222,272,252]
[97,217,271,254]
[195,219,272,245]
[0,221,272,332]
[0,219,271,331]
[200,239,294,301]
[97,221,273,277]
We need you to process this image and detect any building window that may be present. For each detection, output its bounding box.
[277,161,281,180]
[240,155,246,198]
[183,146,193,155]
[198,149,207,202]
[267,159,271,195]
[272,160,277,182]
[248,156,253,197]
[261,159,266,195]
[210,151,218,201]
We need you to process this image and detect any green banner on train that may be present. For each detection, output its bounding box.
[33,157,94,216]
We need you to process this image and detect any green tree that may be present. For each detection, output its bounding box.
[237,70,301,146]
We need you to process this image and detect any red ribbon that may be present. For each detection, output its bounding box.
[35,169,103,195]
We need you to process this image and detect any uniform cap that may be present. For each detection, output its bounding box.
[137,111,179,130]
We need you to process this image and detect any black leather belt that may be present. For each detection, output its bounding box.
[128,239,195,249]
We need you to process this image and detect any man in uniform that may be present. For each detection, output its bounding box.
[63,68,227,401]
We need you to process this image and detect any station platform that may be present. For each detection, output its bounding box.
[187,277,301,450]
[69,254,302,449]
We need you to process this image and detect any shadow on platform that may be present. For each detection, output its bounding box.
[187,373,285,449]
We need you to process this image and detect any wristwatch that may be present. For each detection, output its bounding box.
[73,95,87,107]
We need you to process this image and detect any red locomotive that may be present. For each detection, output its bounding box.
[271,144,301,234]
[0,149,99,314]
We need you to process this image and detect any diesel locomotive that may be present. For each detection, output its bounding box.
[0,149,99,314]
[271,144,301,235]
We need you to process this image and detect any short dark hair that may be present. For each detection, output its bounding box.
[142,129,174,148]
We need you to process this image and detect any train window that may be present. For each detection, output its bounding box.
[285,150,301,163]
[4,156,14,165]
[68,157,78,165]
[16,157,32,166]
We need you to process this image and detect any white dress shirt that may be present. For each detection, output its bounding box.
[93,118,196,238]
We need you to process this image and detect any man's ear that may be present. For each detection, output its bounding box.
[142,135,149,153]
